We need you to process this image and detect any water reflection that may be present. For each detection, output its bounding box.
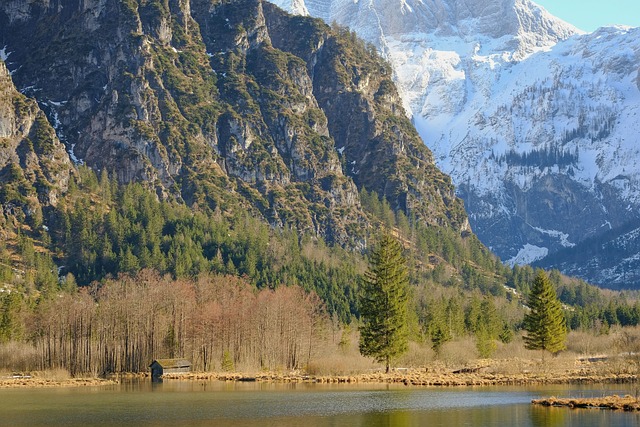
[0,381,638,427]
[531,406,566,427]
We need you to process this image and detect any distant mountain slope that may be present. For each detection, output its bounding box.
[274,0,640,289]
[0,0,468,248]
[535,218,640,290]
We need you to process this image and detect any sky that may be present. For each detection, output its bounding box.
[534,0,639,32]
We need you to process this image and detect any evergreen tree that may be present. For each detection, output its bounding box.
[427,296,452,354]
[475,298,501,358]
[358,233,409,372]
[475,324,496,358]
[0,292,23,343]
[523,271,567,355]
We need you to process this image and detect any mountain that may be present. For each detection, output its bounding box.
[0,0,637,359]
[535,218,640,290]
[0,0,468,250]
[273,0,640,289]
[0,58,72,238]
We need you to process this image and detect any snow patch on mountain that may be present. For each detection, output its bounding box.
[508,244,549,266]
[0,46,10,61]
[532,226,575,248]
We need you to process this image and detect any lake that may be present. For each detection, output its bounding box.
[1,380,639,426]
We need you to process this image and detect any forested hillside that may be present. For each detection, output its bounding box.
[0,0,467,248]
[3,166,640,374]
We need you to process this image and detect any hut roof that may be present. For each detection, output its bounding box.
[149,358,191,369]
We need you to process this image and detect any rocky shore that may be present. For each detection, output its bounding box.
[533,395,640,411]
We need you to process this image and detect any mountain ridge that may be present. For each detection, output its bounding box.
[274,0,640,289]
[0,0,468,248]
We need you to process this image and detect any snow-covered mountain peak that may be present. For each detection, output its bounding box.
[271,0,580,51]
[270,0,309,16]
[274,0,640,288]
[272,0,582,120]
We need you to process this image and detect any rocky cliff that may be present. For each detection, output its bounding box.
[0,58,72,236]
[0,0,468,246]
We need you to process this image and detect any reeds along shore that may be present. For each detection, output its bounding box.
[161,367,638,387]
[0,377,117,388]
[532,395,640,411]
[1,367,637,388]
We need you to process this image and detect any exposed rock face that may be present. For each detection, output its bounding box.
[0,0,468,245]
[261,3,465,227]
[0,59,72,233]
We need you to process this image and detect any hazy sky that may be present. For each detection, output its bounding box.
[534,0,639,32]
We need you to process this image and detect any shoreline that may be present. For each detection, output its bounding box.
[533,395,640,411]
[161,369,638,387]
[0,377,118,388]
[2,364,637,388]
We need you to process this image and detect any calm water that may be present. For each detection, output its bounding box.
[1,380,639,426]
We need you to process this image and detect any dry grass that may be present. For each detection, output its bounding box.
[302,328,640,381]
[487,353,576,377]
[437,337,478,367]
[0,341,39,372]
[0,368,71,381]
[567,330,616,355]
[396,341,436,367]
[31,368,72,381]
[307,329,379,375]
[306,353,378,376]
[533,395,640,411]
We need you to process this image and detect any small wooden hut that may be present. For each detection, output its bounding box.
[149,359,192,378]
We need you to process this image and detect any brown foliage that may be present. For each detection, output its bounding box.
[3,270,328,375]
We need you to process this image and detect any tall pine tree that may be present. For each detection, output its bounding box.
[359,233,409,372]
[523,271,567,355]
